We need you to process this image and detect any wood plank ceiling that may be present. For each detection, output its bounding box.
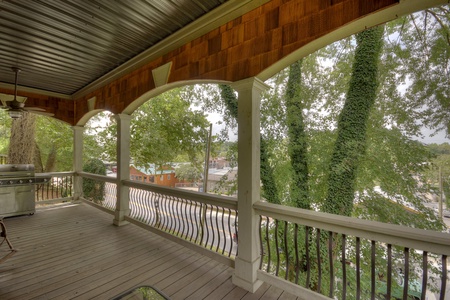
[0,0,227,95]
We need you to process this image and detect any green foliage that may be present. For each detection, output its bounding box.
[84,88,209,170]
[84,112,116,164]
[175,163,203,182]
[428,142,450,155]
[82,158,106,203]
[260,138,281,204]
[219,84,238,120]
[35,115,73,172]
[324,25,385,216]
[393,7,450,136]
[0,110,11,154]
[424,143,450,208]
[130,88,208,169]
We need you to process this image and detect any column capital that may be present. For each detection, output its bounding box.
[72,125,84,133]
[230,77,270,93]
[113,113,132,122]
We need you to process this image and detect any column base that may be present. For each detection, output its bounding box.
[232,257,263,293]
[113,209,130,226]
[113,219,129,226]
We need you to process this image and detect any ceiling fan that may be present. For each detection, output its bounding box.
[0,67,54,119]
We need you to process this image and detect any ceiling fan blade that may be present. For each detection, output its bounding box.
[24,107,46,112]
[28,111,54,117]
[0,94,27,104]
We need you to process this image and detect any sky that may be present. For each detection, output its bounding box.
[416,127,449,145]
[206,112,450,145]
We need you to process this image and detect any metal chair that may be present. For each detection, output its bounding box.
[0,218,17,263]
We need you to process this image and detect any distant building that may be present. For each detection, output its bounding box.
[209,157,231,169]
[154,165,177,187]
[129,165,154,183]
[129,164,178,188]
[206,167,237,196]
[122,161,237,193]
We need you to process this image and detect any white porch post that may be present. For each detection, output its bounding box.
[113,114,132,226]
[232,77,268,293]
[72,126,84,202]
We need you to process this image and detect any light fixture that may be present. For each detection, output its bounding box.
[8,110,23,119]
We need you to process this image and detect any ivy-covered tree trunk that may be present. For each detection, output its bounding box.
[324,26,385,216]
[8,112,36,164]
[83,158,106,203]
[286,59,310,209]
[44,144,57,172]
[260,138,280,204]
[34,141,44,172]
[219,84,280,204]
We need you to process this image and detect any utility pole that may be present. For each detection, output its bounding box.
[199,124,212,246]
[203,123,212,193]
[439,165,443,219]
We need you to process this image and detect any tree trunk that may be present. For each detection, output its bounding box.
[44,144,57,172]
[34,141,43,172]
[324,26,385,216]
[286,59,310,209]
[8,112,36,164]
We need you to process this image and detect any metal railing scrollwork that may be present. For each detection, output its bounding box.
[255,201,450,300]
[125,180,238,259]
[35,172,74,204]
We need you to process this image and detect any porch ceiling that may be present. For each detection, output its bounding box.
[0,0,229,96]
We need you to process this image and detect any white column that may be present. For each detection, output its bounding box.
[72,126,84,202]
[113,114,132,226]
[231,77,269,293]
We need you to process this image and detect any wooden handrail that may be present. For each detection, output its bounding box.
[254,201,450,256]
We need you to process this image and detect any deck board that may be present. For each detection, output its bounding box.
[0,203,299,300]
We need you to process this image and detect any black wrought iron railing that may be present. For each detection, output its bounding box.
[77,172,117,211]
[255,201,450,300]
[35,172,74,204]
[124,180,238,259]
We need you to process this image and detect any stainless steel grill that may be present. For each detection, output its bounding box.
[0,164,49,217]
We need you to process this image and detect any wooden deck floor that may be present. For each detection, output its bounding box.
[0,203,299,300]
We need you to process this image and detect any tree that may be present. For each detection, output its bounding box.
[0,110,11,155]
[34,115,73,172]
[0,107,73,171]
[425,143,450,207]
[323,25,385,217]
[175,163,203,182]
[130,88,208,169]
[285,59,310,209]
[82,158,106,203]
[82,88,210,170]
[392,6,450,136]
[84,112,116,165]
[8,112,36,164]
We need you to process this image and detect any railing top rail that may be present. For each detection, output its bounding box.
[36,171,75,177]
[124,179,238,210]
[77,171,118,184]
[254,201,450,256]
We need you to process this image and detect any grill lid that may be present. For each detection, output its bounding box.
[0,164,49,186]
[0,164,34,175]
